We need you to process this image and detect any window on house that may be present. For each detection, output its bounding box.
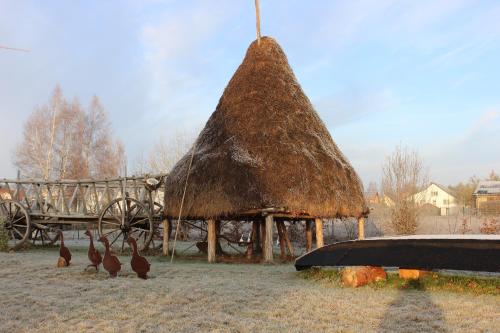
[443,199,448,205]
[432,199,437,205]
[431,191,438,196]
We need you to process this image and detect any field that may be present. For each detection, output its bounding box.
[0,243,499,333]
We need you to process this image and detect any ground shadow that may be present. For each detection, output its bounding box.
[378,281,448,333]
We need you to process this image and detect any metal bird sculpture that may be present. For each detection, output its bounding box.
[100,235,121,278]
[127,236,150,279]
[84,228,102,270]
[58,230,71,266]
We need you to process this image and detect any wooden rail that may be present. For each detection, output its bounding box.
[0,174,166,219]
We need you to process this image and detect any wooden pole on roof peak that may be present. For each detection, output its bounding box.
[255,0,261,45]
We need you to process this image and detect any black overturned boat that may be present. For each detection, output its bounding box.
[294,235,500,272]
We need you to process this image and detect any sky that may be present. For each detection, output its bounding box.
[1,0,499,188]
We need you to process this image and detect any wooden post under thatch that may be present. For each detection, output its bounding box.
[305,220,313,252]
[358,217,365,240]
[246,220,258,259]
[255,221,262,253]
[207,219,217,263]
[276,220,286,258]
[315,218,324,248]
[263,215,274,263]
[283,222,295,257]
[162,219,171,256]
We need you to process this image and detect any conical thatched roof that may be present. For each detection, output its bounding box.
[164,36,366,219]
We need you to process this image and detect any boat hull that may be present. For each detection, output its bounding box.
[294,237,500,272]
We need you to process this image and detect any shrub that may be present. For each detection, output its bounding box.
[390,201,419,235]
[0,216,8,251]
[480,218,500,235]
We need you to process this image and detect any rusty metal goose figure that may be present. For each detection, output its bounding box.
[58,230,71,266]
[99,235,121,278]
[127,236,150,279]
[84,228,102,270]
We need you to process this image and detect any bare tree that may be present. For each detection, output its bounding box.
[448,176,479,208]
[382,144,428,235]
[133,131,194,175]
[366,181,378,196]
[488,170,500,181]
[14,86,125,180]
[14,86,66,179]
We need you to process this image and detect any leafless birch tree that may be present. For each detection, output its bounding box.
[14,86,125,180]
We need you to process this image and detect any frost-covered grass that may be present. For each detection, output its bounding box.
[0,245,499,332]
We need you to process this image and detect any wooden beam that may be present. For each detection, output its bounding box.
[276,220,286,259]
[162,219,170,256]
[315,218,324,248]
[305,220,313,252]
[246,221,258,259]
[207,219,217,263]
[255,0,261,44]
[263,215,274,263]
[283,222,295,257]
[358,217,365,240]
[255,221,262,253]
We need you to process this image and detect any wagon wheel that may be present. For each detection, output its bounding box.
[98,197,154,252]
[30,204,60,246]
[0,199,31,250]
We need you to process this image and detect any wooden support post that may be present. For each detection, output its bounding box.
[207,219,216,263]
[260,220,266,252]
[263,215,274,263]
[246,221,258,259]
[255,221,262,253]
[358,217,365,240]
[283,222,295,257]
[276,220,286,259]
[305,220,313,252]
[315,218,324,248]
[162,219,170,256]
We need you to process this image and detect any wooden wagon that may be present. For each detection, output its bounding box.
[0,175,166,251]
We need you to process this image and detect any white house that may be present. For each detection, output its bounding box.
[412,183,458,216]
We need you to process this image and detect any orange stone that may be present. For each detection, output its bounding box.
[57,256,68,268]
[399,269,430,280]
[341,266,387,287]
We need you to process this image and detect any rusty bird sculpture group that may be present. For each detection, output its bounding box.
[55,229,150,279]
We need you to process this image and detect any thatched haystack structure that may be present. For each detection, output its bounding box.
[164,37,367,262]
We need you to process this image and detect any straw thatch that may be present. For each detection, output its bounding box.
[164,36,366,219]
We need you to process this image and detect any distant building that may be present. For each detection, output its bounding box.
[412,183,458,216]
[364,191,395,207]
[366,191,380,205]
[382,195,395,207]
[473,181,500,215]
[0,187,11,200]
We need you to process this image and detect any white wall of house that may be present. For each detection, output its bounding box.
[412,183,458,216]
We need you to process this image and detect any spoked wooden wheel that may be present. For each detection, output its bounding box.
[30,224,60,246]
[0,200,31,250]
[98,197,154,252]
[31,204,60,246]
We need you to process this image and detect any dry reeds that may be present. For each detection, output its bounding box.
[164,37,366,219]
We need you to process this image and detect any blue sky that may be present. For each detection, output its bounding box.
[1,0,499,187]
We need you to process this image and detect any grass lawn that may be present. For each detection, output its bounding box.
[0,245,499,332]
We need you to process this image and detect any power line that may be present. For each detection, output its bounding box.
[0,45,30,53]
